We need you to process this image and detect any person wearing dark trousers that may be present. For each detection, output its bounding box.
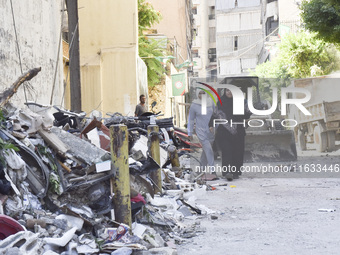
[211,88,251,181]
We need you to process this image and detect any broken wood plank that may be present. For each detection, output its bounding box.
[0,67,41,106]
[57,160,72,173]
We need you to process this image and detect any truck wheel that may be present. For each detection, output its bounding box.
[314,125,327,152]
[274,120,284,130]
[327,131,336,152]
[298,129,307,151]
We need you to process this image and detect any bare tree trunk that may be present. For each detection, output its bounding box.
[0,67,41,107]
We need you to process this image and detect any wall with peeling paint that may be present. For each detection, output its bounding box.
[0,0,64,107]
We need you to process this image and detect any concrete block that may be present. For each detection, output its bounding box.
[0,231,42,255]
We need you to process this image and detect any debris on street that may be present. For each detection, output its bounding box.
[0,98,220,254]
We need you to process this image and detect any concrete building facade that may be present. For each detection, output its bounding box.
[0,0,64,107]
[148,0,193,66]
[147,0,194,126]
[216,0,263,77]
[191,0,217,80]
[259,0,301,62]
[188,0,301,78]
[78,0,147,116]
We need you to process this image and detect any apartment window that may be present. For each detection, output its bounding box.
[192,6,197,15]
[192,49,199,58]
[208,6,215,20]
[207,69,217,82]
[235,0,238,7]
[233,36,238,51]
[266,16,279,36]
[209,27,216,43]
[208,48,216,62]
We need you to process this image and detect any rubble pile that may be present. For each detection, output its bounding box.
[0,103,219,255]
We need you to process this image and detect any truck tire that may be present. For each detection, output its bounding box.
[298,129,307,151]
[327,131,336,152]
[313,125,327,152]
[274,120,284,130]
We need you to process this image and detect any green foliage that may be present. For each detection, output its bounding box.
[0,109,7,128]
[139,37,166,87]
[49,173,62,195]
[138,0,167,87]
[0,138,19,153]
[138,0,162,35]
[300,0,340,44]
[253,32,340,104]
[0,137,19,166]
[254,32,340,79]
[36,144,62,195]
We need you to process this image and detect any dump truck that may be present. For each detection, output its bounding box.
[219,77,297,163]
[288,74,340,152]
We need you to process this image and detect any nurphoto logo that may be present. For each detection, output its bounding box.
[192,79,312,128]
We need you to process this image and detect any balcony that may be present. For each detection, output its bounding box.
[208,14,215,20]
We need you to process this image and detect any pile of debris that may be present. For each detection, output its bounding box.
[0,101,220,255]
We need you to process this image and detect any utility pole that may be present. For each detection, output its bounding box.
[66,0,82,112]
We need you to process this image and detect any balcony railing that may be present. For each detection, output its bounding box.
[208,14,215,20]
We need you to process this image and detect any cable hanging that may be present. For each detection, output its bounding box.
[10,0,28,103]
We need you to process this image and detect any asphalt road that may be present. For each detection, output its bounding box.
[178,150,340,255]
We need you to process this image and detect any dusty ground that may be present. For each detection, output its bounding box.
[177,148,340,255]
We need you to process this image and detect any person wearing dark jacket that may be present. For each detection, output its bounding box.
[211,88,252,181]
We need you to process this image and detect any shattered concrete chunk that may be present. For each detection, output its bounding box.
[146,194,179,210]
[4,149,26,171]
[26,219,47,229]
[38,129,69,155]
[65,241,78,255]
[44,227,77,247]
[131,135,168,167]
[50,127,110,165]
[131,223,147,239]
[55,214,84,231]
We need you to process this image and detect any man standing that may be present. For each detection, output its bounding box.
[187,90,215,172]
[135,94,147,117]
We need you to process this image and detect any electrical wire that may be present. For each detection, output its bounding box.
[60,22,78,107]
[209,26,280,72]
[10,0,28,103]
[50,0,66,105]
